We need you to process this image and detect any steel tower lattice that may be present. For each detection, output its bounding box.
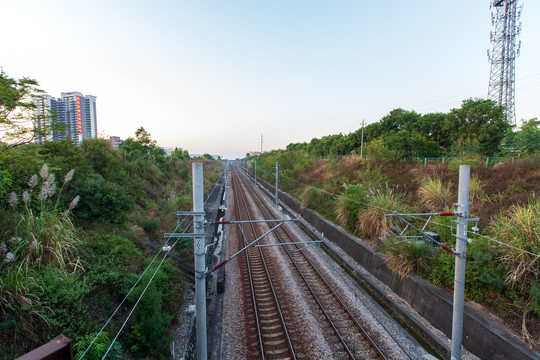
[487,0,523,125]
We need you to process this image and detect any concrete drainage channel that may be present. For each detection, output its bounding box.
[246,168,539,360]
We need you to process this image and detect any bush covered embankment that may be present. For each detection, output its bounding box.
[250,150,539,349]
[0,132,223,359]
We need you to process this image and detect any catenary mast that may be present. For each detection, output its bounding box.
[487,0,523,125]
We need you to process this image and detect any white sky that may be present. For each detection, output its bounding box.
[1,0,538,159]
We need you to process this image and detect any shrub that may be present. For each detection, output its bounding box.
[382,238,434,278]
[82,234,143,295]
[124,259,182,358]
[354,163,387,189]
[300,186,328,210]
[357,185,410,239]
[36,265,92,338]
[447,157,482,171]
[490,198,539,292]
[335,184,367,233]
[140,218,160,234]
[73,332,124,360]
[72,174,134,224]
[126,284,174,359]
[417,177,454,211]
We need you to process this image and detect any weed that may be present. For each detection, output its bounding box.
[417,177,454,211]
[335,184,367,233]
[300,186,328,210]
[357,184,410,239]
[490,197,539,289]
[382,237,434,278]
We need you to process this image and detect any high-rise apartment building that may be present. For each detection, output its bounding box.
[34,92,97,145]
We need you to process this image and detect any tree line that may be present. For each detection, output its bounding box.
[286,99,539,158]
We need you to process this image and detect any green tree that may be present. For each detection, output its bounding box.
[122,127,167,169]
[170,147,190,160]
[514,119,540,156]
[72,174,134,224]
[39,139,92,180]
[81,138,125,181]
[0,70,50,146]
[446,99,510,156]
[382,130,440,158]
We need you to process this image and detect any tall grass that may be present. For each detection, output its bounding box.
[1,165,81,341]
[417,177,454,211]
[489,197,540,346]
[357,184,409,240]
[300,186,328,210]
[382,238,434,278]
[469,176,488,204]
[490,197,539,287]
[335,184,367,233]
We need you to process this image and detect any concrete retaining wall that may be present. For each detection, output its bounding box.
[248,169,538,360]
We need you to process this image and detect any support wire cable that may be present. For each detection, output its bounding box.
[78,218,188,359]
[419,260,528,321]
[101,224,198,359]
[81,170,222,358]
[102,250,171,359]
[280,174,539,258]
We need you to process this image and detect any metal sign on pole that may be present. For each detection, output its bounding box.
[451,165,471,360]
[192,162,207,360]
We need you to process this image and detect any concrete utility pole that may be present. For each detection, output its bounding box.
[192,163,207,360]
[254,160,257,186]
[360,119,365,159]
[275,161,279,208]
[451,165,471,360]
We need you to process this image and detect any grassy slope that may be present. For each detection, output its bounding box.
[257,156,540,348]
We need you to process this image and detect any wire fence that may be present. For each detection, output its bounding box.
[303,154,539,168]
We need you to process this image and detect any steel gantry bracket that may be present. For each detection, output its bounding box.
[206,218,325,275]
[385,211,471,256]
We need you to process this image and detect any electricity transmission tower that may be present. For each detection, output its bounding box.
[487,0,523,125]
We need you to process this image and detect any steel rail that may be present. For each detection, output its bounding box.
[236,166,391,360]
[231,172,264,358]
[231,169,296,360]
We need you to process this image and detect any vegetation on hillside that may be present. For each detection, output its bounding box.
[0,126,222,358]
[286,99,539,159]
[250,144,539,348]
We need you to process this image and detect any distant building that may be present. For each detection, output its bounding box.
[109,136,123,149]
[34,92,97,145]
[247,151,261,157]
[162,147,175,156]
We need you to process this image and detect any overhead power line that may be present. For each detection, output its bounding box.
[276,173,538,258]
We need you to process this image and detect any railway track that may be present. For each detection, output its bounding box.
[231,168,297,359]
[233,166,396,360]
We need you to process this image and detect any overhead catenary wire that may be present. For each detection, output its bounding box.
[77,218,187,359]
[272,167,537,331]
[419,260,528,322]
[102,248,172,359]
[273,173,538,258]
[85,168,225,358]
